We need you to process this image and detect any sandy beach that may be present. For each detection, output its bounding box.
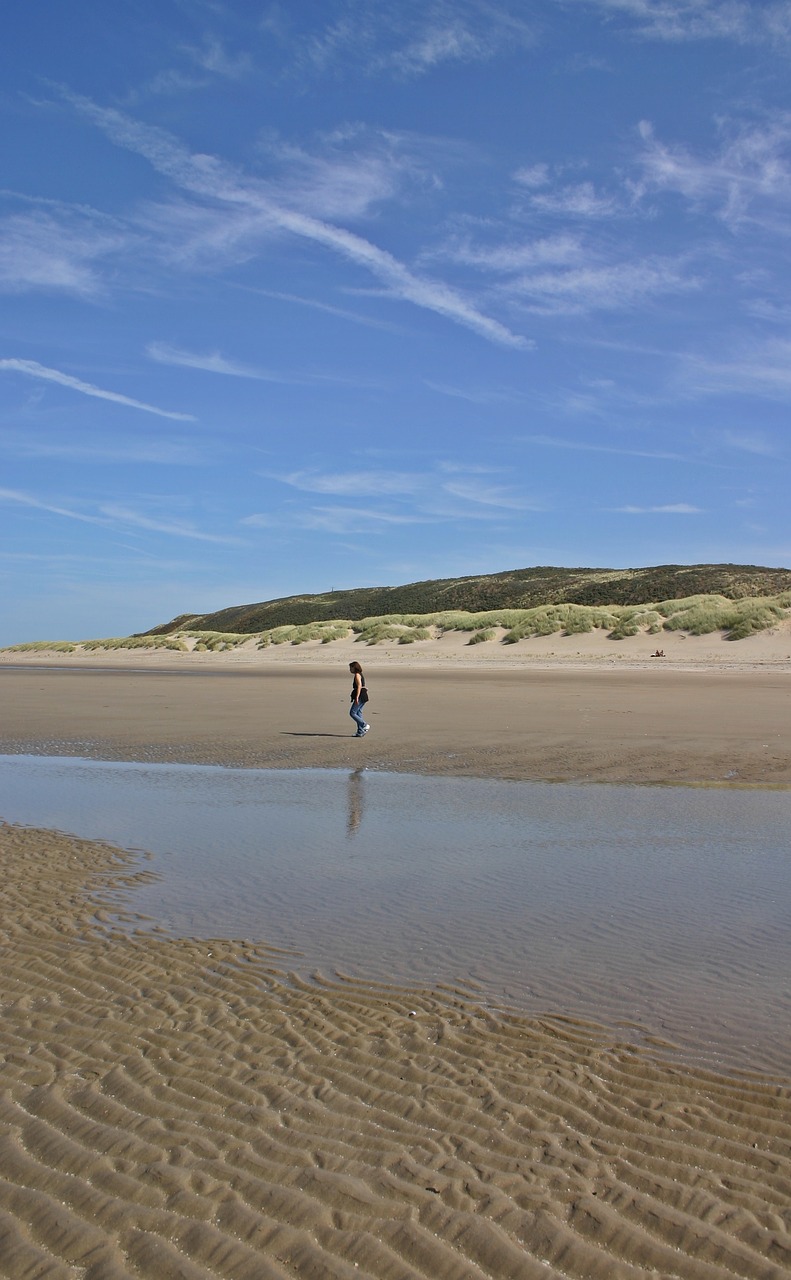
[1,635,790,1277]
[1,626,790,785]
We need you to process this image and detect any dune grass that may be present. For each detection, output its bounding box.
[2,640,78,653]
[178,631,249,652]
[655,595,789,639]
[239,592,789,648]
[341,594,790,644]
[80,635,188,652]
[255,622,354,648]
[4,592,790,654]
[467,628,495,645]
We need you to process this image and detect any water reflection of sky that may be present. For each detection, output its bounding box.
[2,754,790,1074]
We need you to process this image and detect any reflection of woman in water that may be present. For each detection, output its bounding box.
[347,768,364,836]
[349,661,369,737]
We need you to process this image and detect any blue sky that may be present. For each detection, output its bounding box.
[2,0,790,644]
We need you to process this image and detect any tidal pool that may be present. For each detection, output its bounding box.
[1,754,790,1074]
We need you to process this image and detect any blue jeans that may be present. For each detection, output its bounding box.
[350,700,367,733]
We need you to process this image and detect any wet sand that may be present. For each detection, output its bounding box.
[0,655,789,785]
[2,821,791,1279]
[1,651,790,1276]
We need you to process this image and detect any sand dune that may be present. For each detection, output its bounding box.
[2,821,790,1279]
[3,617,791,671]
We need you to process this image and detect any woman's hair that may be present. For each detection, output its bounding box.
[349,661,363,674]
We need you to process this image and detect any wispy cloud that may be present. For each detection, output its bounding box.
[298,1,537,78]
[0,207,130,296]
[611,502,703,513]
[523,433,690,461]
[435,232,583,273]
[240,285,404,331]
[528,181,621,218]
[390,4,537,75]
[425,379,523,403]
[147,342,294,382]
[681,337,791,399]
[243,505,433,534]
[125,35,253,103]
[254,125,433,222]
[722,429,783,457]
[441,478,543,509]
[506,257,700,315]
[100,504,242,544]
[0,358,196,421]
[246,459,543,532]
[182,36,252,80]
[635,115,791,228]
[147,341,383,389]
[511,160,624,218]
[436,227,698,315]
[64,91,528,348]
[0,488,241,542]
[273,469,424,496]
[0,433,206,465]
[0,487,108,525]
[574,0,791,47]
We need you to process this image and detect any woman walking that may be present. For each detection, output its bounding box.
[349,661,370,737]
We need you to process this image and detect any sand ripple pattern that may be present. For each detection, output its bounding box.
[1,823,790,1280]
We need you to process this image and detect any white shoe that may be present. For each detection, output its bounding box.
[360,724,370,736]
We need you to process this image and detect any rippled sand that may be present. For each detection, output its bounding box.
[2,821,790,1279]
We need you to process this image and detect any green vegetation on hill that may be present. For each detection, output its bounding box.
[5,586,791,654]
[144,563,791,636]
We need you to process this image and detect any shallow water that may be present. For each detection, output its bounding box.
[2,754,790,1074]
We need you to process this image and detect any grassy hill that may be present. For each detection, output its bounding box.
[145,563,791,636]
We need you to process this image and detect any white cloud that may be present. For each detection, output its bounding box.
[682,337,791,398]
[636,115,791,228]
[612,502,703,513]
[147,341,384,390]
[441,478,543,509]
[424,379,523,403]
[513,163,551,188]
[243,505,432,534]
[437,226,698,315]
[0,487,108,525]
[66,92,528,348]
[0,434,206,465]
[273,469,424,496]
[507,257,700,315]
[245,458,544,533]
[722,429,782,456]
[255,126,433,222]
[523,433,691,461]
[0,208,129,296]
[241,286,404,331]
[574,0,791,47]
[529,181,621,218]
[100,504,243,544]
[182,37,252,79]
[300,1,537,78]
[0,358,196,421]
[147,342,293,382]
[439,232,583,272]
